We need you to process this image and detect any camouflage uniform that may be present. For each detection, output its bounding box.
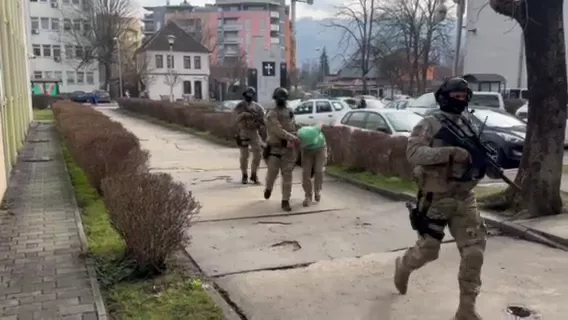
[233,101,264,183]
[264,105,297,210]
[396,110,486,320]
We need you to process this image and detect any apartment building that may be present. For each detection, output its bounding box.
[27,0,100,93]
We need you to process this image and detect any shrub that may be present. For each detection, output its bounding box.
[32,94,65,109]
[102,172,200,274]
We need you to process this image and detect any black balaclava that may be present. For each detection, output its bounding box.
[435,77,472,114]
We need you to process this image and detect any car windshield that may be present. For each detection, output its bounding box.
[472,109,525,128]
[384,112,424,132]
[409,93,436,108]
[470,94,500,108]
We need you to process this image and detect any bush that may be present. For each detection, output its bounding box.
[102,172,199,274]
[53,100,198,274]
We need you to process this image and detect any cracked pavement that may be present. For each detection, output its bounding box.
[101,109,568,320]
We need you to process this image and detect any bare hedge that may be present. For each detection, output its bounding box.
[53,101,199,274]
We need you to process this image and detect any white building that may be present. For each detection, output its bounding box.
[462,1,568,90]
[137,21,210,101]
[27,0,100,93]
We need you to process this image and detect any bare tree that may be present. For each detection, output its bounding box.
[164,71,181,101]
[373,0,453,94]
[124,51,154,96]
[377,50,408,93]
[325,0,376,93]
[210,48,248,99]
[60,0,136,89]
[484,0,567,217]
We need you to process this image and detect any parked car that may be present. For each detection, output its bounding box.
[70,90,111,103]
[335,97,358,108]
[385,99,412,110]
[515,102,568,148]
[215,100,240,112]
[410,91,506,111]
[423,107,528,168]
[292,99,349,126]
[337,109,424,137]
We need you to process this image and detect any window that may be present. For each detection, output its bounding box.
[63,19,71,30]
[86,72,94,84]
[166,55,174,68]
[294,102,313,115]
[383,112,423,132]
[155,55,163,68]
[75,46,83,58]
[54,71,62,80]
[409,92,437,108]
[31,17,39,30]
[183,80,192,94]
[365,113,389,132]
[44,71,53,79]
[77,71,84,84]
[52,45,61,58]
[342,111,367,128]
[83,21,91,33]
[72,19,81,31]
[72,0,79,4]
[65,45,73,58]
[316,101,332,113]
[33,71,42,79]
[51,18,60,30]
[183,56,191,69]
[32,44,41,57]
[66,71,75,84]
[332,101,345,111]
[42,45,51,57]
[41,17,49,29]
[194,56,201,69]
[470,94,501,109]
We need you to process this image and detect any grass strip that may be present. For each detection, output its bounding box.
[33,108,54,120]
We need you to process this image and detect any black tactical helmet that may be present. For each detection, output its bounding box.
[435,77,472,103]
[272,87,289,100]
[243,86,256,97]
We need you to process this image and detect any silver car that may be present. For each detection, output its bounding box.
[337,109,424,137]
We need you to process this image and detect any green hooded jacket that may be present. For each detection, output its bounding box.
[297,126,326,151]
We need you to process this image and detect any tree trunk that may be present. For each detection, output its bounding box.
[488,0,567,217]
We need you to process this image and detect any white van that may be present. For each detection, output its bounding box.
[409,91,506,110]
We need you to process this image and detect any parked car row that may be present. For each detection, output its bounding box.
[70,90,112,103]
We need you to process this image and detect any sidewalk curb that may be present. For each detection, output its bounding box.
[326,171,568,252]
[54,126,109,319]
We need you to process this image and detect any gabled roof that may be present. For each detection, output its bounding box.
[137,20,209,54]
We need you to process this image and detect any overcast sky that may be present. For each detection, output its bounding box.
[136,0,340,19]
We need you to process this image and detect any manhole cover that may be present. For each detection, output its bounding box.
[506,305,535,318]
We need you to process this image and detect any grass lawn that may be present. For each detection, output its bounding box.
[327,165,506,199]
[33,108,54,120]
[61,144,223,320]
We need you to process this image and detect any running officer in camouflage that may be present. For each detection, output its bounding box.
[394,77,501,320]
[297,125,327,206]
[232,87,265,184]
[263,87,299,212]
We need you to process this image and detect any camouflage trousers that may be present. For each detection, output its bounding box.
[265,146,297,201]
[301,147,327,198]
[239,131,262,175]
[401,191,486,299]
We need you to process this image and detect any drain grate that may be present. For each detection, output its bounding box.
[506,305,535,318]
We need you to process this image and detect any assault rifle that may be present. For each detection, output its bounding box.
[435,112,521,192]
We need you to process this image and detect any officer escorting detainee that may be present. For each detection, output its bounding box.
[263,87,298,212]
[297,125,327,206]
[395,77,501,320]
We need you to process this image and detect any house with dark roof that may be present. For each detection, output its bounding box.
[137,20,210,100]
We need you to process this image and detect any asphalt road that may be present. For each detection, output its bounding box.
[100,109,568,320]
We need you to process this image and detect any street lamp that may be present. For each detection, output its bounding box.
[113,37,123,98]
[167,34,176,102]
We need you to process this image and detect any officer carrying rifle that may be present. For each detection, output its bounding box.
[394,77,519,320]
[233,87,266,184]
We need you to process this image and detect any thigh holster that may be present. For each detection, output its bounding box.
[406,191,447,241]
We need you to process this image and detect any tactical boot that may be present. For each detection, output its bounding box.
[454,295,482,320]
[302,196,311,207]
[241,173,248,184]
[314,193,321,202]
[394,257,410,295]
[281,200,292,212]
[264,188,272,200]
[250,172,259,184]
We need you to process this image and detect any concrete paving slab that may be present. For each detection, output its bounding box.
[216,236,568,320]
[187,202,426,276]
[519,213,568,243]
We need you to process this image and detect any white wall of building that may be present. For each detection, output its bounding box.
[143,50,210,101]
[27,0,100,93]
[464,0,568,89]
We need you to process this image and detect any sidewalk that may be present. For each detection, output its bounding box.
[0,122,104,319]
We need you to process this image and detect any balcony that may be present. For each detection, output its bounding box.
[270,24,279,31]
[143,14,154,22]
[270,11,279,18]
[270,37,279,44]
[221,23,241,31]
[224,37,241,44]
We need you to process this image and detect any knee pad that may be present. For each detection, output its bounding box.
[461,245,485,269]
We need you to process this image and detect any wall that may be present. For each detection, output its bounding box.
[143,50,210,101]
[0,0,34,197]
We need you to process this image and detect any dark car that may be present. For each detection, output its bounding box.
[423,107,526,169]
[70,90,111,104]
